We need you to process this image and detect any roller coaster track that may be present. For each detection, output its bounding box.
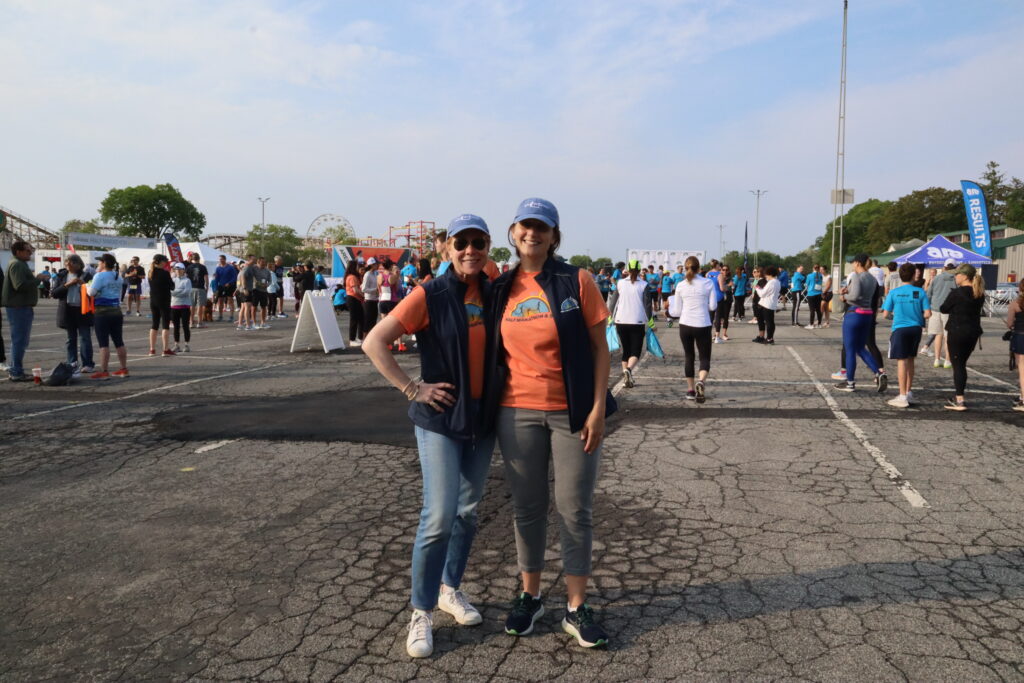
[0,205,60,249]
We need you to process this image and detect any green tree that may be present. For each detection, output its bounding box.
[1005,178,1024,230]
[490,246,512,264]
[812,198,893,266]
[592,256,612,270]
[864,187,965,253]
[62,219,102,234]
[322,221,358,246]
[297,245,330,266]
[979,160,1008,225]
[99,183,206,239]
[246,223,302,263]
[568,254,594,269]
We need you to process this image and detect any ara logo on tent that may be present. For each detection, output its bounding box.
[925,247,964,260]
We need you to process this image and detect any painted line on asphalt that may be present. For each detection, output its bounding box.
[787,346,930,509]
[194,438,240,454]
[10,361,299,421]
[630,375,1016,396]
[611,356,648,397]
[967,365,1018,389]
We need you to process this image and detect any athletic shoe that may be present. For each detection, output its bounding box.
[349,340,362,347]
[830,369,847,380]
[0,362,8,372]
[80,365,95,374]
[136,312,142,317]
[834,381,855,392]
[624,368,635,388]
[1012,397,1024,412]
[89,371,110,380]
[8,373,30,382]
[184,344,191,353]
[172,345,182,353]
[765,339,775,345]
[112,368,130,378]
[437,588,482,626]
[695,380,706,404]
[887,396,909,408]
[943,360,952,369]
[562,604,608,649]
[148,349,157,356]
[919,347,932,357]
[752,337,764,344]
[406,610,433,658]
[822,322,830,328]
[505,592,544,636]
[875,372,888,393]
[277,313,287,318]
[246,325,256,331]
[685,390,696,400]
[713,337,721,344]
[933,359,941,368]
[398,343,408,352]
[666,319,673,328]
[163,349,176,356]
[906,390,915,404]
[805,324,816,330]
[236,326,245,331]
[944,398,966,411]
[721,335,729,341]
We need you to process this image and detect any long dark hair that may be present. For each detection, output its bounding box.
[99,253,119,278]
[344,259,360,278]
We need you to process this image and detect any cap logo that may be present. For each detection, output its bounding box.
[559,297,579,313]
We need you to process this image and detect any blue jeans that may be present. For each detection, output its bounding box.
[65,324,94,368]
[842,311,880,383]
[410,426,496,611]
[5,306,34,377]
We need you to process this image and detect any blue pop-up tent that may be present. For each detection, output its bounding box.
[894,235,991,267]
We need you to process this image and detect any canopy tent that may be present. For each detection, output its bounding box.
[894,235,992,267]
[107,242,243,295]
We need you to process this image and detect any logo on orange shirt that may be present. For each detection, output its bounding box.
[508,295,551,320]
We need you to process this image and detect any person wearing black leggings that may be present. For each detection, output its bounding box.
[673,256,717,402]
[612,261,648,388]
[940,264,985,411]
[713,265,733,342]
[754,266,780,345]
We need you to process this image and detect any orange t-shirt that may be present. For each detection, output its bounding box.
[345,274,363,301]
[390,279,486,399]
[484,259,501,281]
[500,269,608,411]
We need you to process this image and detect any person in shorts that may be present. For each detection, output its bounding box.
[125,256,146,316]
[186,252,209,328]
[213,255,238,322]
[252,257,272,329]
[881,262,930,408]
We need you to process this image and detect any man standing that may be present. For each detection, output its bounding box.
[272,255,287,318]
[3,240,38,381]
[212,254,237,322]
[253,257,272,329]
[238,254,258,331]
[125,256,146,316]
[186,252,209,328]
[924,259,958,368]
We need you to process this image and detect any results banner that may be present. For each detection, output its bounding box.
[625,248,706,271]
[960,180,992,258]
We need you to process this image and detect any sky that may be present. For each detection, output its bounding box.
[2,0,1023,262]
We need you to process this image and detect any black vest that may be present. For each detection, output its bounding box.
[408,269,491,441]
[483,258,617,434]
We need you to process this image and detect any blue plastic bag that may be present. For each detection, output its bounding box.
[645,324,665,359]
[606,321,621,354]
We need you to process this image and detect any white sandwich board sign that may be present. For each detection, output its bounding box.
[290,292,346,353]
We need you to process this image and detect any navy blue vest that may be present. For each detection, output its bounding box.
[483,258,617,434]
[408,269,490,441]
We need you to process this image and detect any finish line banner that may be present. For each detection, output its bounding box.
[65,232,157,250]
[626,248,706,271]
[960,180,992,258]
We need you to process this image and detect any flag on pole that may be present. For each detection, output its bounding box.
[960,180,992,258]
[743,221,749,269]
[163,232,184,266]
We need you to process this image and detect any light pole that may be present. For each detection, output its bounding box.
[716,224,726,260]
[257,197,270,257]
[750,190,767,266]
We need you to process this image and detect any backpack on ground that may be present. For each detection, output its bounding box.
[43,362,75,386]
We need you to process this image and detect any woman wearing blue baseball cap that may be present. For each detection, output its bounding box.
[482,197,615,649]
[363,214,496,659]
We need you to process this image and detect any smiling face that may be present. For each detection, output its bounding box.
[448,229,490,278]
[510,218,557,262]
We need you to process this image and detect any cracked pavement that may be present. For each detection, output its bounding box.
[2,300,1024,681]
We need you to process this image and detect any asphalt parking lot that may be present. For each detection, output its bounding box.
[2,299,1023,681]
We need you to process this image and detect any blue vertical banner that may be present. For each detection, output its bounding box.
[163,231,184,266]
[960,180,992,258]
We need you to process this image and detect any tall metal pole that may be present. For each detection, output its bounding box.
[750,190,767,266]
[257,197,270,256]
[716,224,726,260]
[830,1,849,276]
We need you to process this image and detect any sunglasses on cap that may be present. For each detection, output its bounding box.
[452,236,488,251]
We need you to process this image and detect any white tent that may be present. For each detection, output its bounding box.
[108,242,243,296]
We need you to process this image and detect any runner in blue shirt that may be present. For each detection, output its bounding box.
[881,262,931,408]
[732,267,750,320]
[789,266,806,326]
[803,265,824,328]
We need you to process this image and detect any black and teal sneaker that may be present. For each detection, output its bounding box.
[561,604,608,648]
[505,592,544,636]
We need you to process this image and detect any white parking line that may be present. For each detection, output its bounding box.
[10,361,299,421]
[967,366,1018,389]
[194,439,239,453]
[787,346,930,509]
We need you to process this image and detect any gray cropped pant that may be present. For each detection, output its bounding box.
[496,407,602,576]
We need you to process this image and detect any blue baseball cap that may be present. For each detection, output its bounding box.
[514,197,559,228]
[447,213,489,237]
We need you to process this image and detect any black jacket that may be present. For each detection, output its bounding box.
[50,270,94,329]
[940,285,984,337]
[482,257,616,434]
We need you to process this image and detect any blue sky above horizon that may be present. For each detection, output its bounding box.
[3,0,1022,260]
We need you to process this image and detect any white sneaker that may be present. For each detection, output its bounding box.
[406,610,433,658]
[906,390,914,404]
[933,359,941,368]
[0,362,8,372]
[804,324,816,330]
[172,345,182,353]
[887,396,909,408]
[437,588,483,625]
[830,369,847,381]
[349,340,362,347]
[184,344,191,353]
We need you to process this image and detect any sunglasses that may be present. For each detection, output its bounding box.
[452,236,488,251]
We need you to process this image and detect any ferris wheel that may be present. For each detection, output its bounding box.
[307,213,355,244]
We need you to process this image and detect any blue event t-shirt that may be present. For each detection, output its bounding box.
[644,272,659,291]
[882,284,930,330]
[401,263,417,280]
[733,273,748,295]
[671,272,685,288]
[791,271,806,293]
[804,272,821,296]
[660,275,673,293]
[88,270,122,306]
